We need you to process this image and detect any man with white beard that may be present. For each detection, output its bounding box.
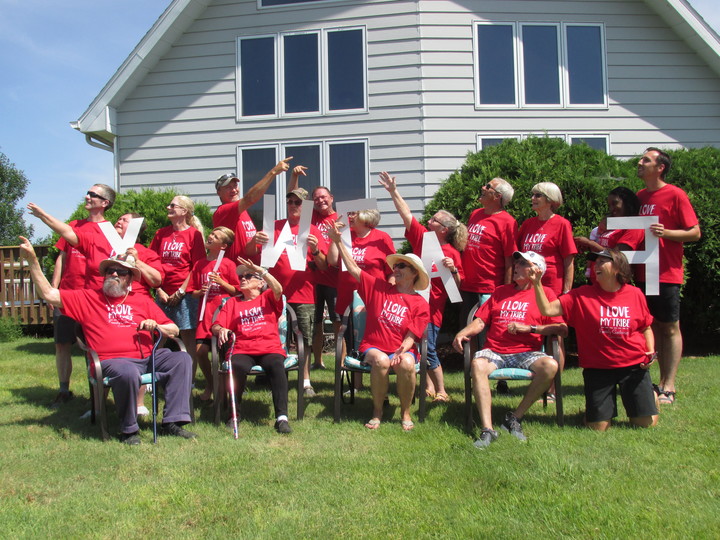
[19,238,195,445]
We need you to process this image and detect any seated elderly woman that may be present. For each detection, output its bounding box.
[531,248,658,431]
[328,221,430,431]
[211,257,292,434]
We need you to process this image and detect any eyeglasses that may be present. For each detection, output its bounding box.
[239,273,260,281]
[104,267,131,277]
[87,191,107,201]
[167,203,183,209]
[393,262,410,270]
[346,211,358,216]
[531,192,546,199]
[286,199,303,206]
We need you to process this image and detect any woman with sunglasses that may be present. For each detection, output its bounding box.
[379,171,466,403]
[328,222,430,431]
[212,258,293,434]
[149,195,207,373]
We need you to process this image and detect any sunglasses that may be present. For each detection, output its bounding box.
[87,191,107,201]
[105,267,131,277]
[531,192,546,198]
[483,183,497,193]
[239,273,261,281]
[286,199,303,206]
[167,203,183,209]
[393,262,410,270]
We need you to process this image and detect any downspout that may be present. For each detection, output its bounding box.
[85,134,114,152]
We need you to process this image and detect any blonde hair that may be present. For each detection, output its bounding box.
[435,210,468,251]
[175,195,205,237]
[356,208,381,228]
[532,182,563,211]
[212,226,235,246]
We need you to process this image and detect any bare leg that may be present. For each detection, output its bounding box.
[630,415,658,428]
[586,420,611,431]
[516,356,558,418]
[394,354,416,424]
[428,366,447,398]
[365,349,390,421]
[471,357,498,430]
[312,324,326,369]
[547,336,564,396]
[653,320,682,393]
[55,342,73,388]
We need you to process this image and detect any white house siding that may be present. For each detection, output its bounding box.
[112,0,720,242]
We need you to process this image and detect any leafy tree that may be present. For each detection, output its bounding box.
[0,150,33,245]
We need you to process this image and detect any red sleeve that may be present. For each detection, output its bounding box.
[558,218,578,257]
[407,297,430,340]
[502,216,519,257]
[404,217,426,253]
[190,229,207,267]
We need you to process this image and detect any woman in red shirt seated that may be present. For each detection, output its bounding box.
[211,257,292,434]
[531,248,658,431]
[328,222,430,431]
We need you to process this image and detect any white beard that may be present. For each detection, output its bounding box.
[103,277,130,298]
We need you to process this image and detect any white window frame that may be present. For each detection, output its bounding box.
[476,133,522,150]
[476,132,611,154]
[236,26,367,121]
[258,0,349,9]
[473,21,608,110]
[569,133,611,154]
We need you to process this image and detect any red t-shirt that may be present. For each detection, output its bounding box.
[189,257,241,340]
[588,226,644,284]
[213,203,257,263]
[55,219,106,290]
[461,209,518,294]
[75,228,114,290]
[312,210,339,288]
[637,184,698,284]
[477,284,563,354]
[150,226,206,295]
[405,217,464,327]
[559,283,653,369]
[357,272,430,357]
[131,244,164,300]
[60,289,173,361]
[517,215,577,295]
[336,228,395,316]
[215,290,285,356]
[267,220,327,304]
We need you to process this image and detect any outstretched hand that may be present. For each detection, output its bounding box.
[272,157,293,175]
[378,171,397,192]
[18,236,37,262]
[528,266,543,287]
[327,220,345,244]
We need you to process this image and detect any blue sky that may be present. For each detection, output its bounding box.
[1,0,719,241]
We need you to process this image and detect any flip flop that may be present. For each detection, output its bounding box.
[425,390,436,399]
[433,392,451,403]
[658,390,676,405]
[365,418,381,430]
[401,420,415,431]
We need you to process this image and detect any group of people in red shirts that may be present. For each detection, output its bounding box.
[23,146,699,446]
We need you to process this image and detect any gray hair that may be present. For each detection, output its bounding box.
[532,182,563,210]
[493,178,514,208]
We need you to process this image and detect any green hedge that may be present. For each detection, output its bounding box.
[423,138,719,352]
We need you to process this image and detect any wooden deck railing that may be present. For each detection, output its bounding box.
[1,245,53,325]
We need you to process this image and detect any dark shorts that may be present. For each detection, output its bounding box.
[289,302,314,345]
[53,308,77,345]
[583,366,658,423]
[640,283,680,323]
[314,284,340,325]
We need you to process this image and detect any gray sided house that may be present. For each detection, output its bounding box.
[72,0,720,240]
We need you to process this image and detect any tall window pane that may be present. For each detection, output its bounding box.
[284,33,319,114]
[239,37,275,116]
[329,143,366,200]
[476,25,516,105]
[242,147,278,227]
[328,29,365,110]
[284,145,321,193]
[522,25,560,104]
[567,26,605,104]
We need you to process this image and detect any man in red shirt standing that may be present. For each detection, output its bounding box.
[212,158,292,263]
[20,239,195,445]
[636,148,701,405]
[49,184,115,408]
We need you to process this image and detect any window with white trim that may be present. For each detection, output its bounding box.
[477,133,610,154]
[237,27,366,119]
[237,140,368,225]
[474,22,607,108]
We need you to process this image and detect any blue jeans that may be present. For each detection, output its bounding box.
[426,323,441,370]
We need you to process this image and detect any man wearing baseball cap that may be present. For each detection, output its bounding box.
[212,157,293,263]
[453,251,567,449]
[19,241,195,445]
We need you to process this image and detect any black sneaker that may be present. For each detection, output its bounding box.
[159,422,197,439]
[49,391,74,409]
[119,432,141,445]
[473,428,498,449]
[496,380,510,395]
[274,419,292,434]
[501,412,527,441]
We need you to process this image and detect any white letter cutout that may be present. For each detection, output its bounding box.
[606,216,659,296]
[335,198,378,271]
[260,194,313,271]
[98,218,144,256]
[420,231,461,303]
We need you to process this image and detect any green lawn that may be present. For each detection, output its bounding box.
[1,337,718,538]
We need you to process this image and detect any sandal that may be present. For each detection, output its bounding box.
[433,392,451,403]
[652,384,663,396]
[365,418,381,430]
[401,420,415,431]
[536,393,556,404]
[658,390,676,405]
[425,390,436,400]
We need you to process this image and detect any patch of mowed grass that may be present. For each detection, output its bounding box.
[1,337,718,538]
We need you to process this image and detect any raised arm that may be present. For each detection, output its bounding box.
[378,172,413,230]
[327,220,362,283]
[18,236,62,308]
[287,165,307,193]
[237,256,283,301]
[530,267,563,317]
[237,157,293,214]
[27,203,79,246]
[125,247,162,288]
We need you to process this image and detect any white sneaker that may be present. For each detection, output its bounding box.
[137,405,150,416]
